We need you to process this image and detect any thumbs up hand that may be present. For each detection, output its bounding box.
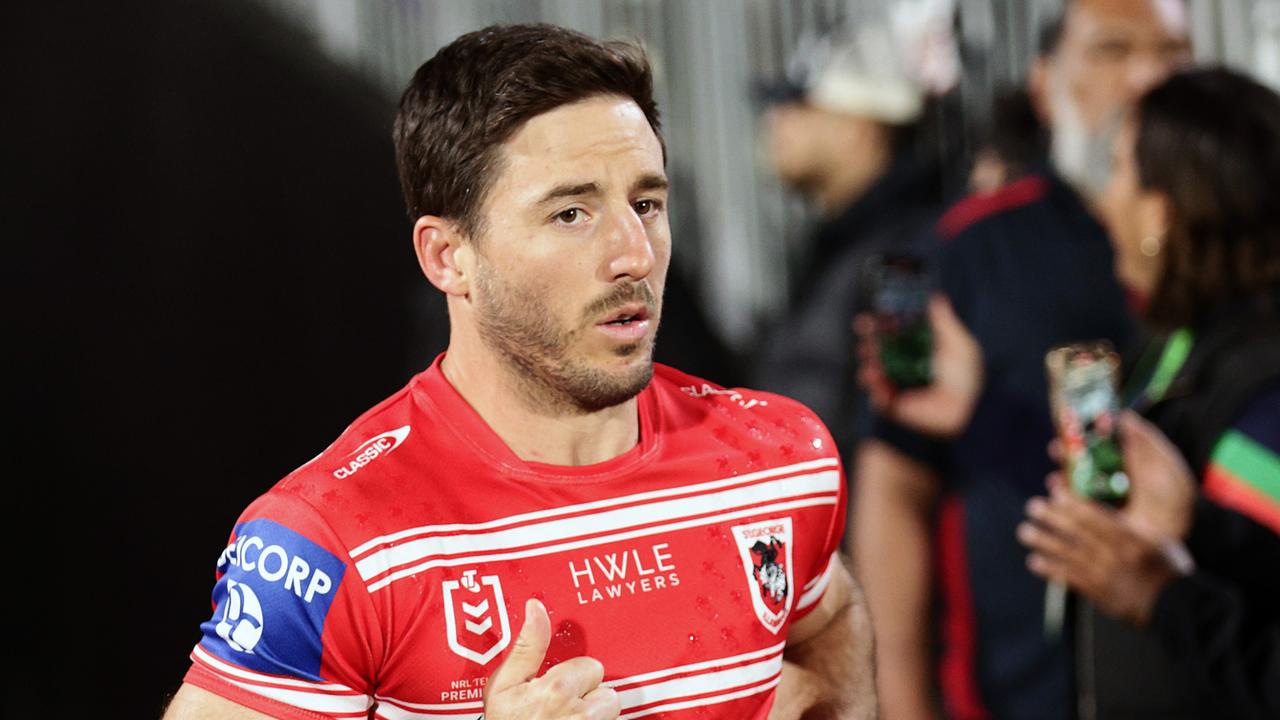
[483,599,620,720]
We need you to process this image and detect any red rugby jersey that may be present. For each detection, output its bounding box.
[183,356,847,720]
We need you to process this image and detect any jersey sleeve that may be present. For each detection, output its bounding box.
[792,420,849,623]
[182,487,381,719]
[1201,387,1280,534]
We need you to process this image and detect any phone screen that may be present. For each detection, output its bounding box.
[869,254,933,389]
[1046,343,1129,505]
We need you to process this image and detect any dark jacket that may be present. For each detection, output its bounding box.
[1084,291,1280,719]
[752,151,944,459]
[873,169,1138,720]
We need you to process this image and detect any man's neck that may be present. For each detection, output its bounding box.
[440,338,641,467]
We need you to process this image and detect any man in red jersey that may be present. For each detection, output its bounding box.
[164,23,875,720]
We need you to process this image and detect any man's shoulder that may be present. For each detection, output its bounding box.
[935,173,1059,242]
[650,365,840,459]
[254,371,457,527]
[280,379,421,485]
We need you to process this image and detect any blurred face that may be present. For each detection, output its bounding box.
[1098,117,1168,294]
[468,95,671,412]
[761,102,870,191]
[1040,0,1191,194]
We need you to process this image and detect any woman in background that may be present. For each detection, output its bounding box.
[1019,67,1280,719]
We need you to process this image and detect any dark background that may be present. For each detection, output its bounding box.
[5,2,730,716]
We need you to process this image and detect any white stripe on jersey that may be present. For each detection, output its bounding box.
[796,552,839,611]
[358,468,841,592]
[366,494,838,593]
[604,641,785,689]
[375,697,480,719]
[216,677,373,716]
[615,646,783,712]
[192,646,372,716]
[349,457,840,558]
[192,644,368,696]
[619,675,782,720]
[374,642,789,719]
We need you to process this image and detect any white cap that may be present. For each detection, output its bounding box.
[789,0,960,124]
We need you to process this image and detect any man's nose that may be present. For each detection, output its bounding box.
[606,206,655,282]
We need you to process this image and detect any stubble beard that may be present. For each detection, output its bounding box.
[472,262,659,414]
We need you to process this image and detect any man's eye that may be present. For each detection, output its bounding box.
[634,199,660,215]
[556,208,582,224]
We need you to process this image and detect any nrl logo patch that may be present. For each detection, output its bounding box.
[731,517,794,634]
[442,569,512,665]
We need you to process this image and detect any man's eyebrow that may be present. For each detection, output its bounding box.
[536,182,601,205]
[632,174,670,193]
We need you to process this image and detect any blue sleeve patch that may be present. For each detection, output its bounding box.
[198,518,347,681]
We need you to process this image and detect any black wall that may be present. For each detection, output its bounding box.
[7,2,441,715]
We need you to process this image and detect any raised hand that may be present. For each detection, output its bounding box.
[484,599,620,720]
[1017,477,1191,627]
[1115,411,1197,542]
[855,294,983,438]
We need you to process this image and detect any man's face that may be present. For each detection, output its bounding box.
[468,95,670,412]
[762,102,830,190]
[1041,0,1191,193]
[760,102,869,192]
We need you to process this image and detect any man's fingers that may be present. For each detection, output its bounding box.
[488,599,552,695]
[579,686,622,720]
[538,656,606,706]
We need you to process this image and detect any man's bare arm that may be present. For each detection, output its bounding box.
[779,555,877,720]
[162,683,273,720]
[851,440,941,720]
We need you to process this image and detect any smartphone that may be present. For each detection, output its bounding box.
[1045,342,1129,505]
[867,253,933,389]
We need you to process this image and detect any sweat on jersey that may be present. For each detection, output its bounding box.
[183,356,847,719]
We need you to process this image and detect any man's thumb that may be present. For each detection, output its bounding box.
[487,598,551,694]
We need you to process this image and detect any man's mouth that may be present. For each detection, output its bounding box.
[600,304,651,326]
[595,303,653,342]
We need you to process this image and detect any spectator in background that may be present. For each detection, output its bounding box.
[852,1,1192,718]
[1019,66,1280,719]
[752,6,958,466]
[967,89,1047,194]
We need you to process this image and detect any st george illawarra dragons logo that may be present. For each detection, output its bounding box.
[732,517,795,633]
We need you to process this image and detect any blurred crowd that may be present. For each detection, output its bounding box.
[749,0,1280,718]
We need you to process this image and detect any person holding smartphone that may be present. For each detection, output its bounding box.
[1017,67,1280,719]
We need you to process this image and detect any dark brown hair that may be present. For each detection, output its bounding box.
[1135,67,1280,329]
[393,23,663,239]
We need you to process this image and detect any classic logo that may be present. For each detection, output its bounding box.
[332,425,411,479]
[442,570,512,665]
[214,579,264,653]
[732,517,794,634]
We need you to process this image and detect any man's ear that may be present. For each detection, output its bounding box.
[413,215,474,297]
